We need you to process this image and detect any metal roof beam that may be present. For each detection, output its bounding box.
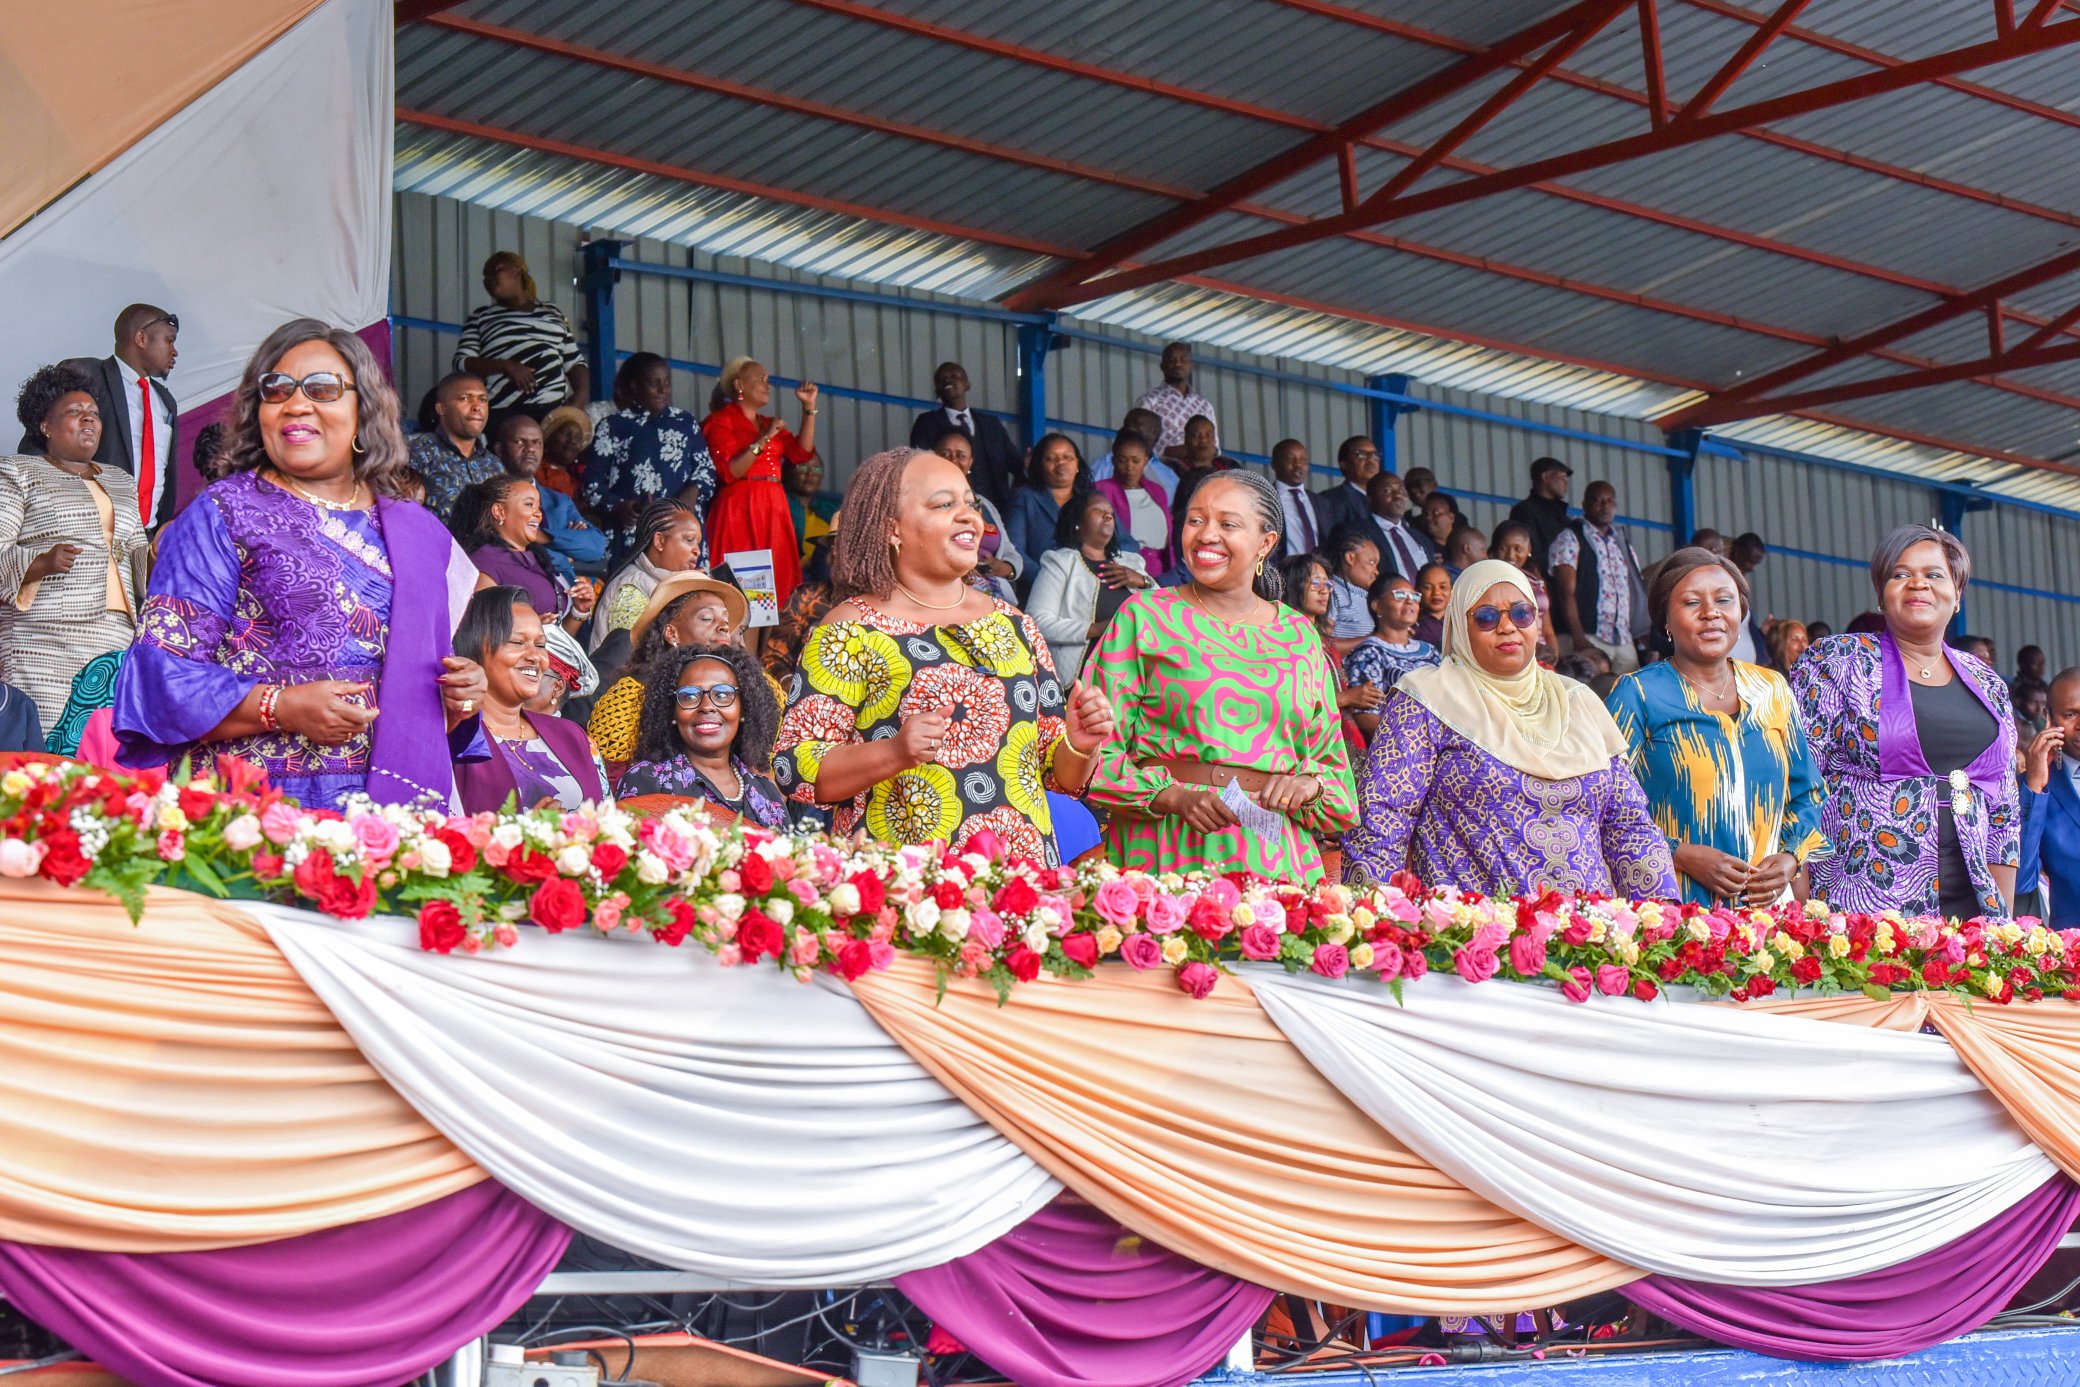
[391,109,1080,259]
[1019,17,2080,307]
[394,0,468,26]
[1675,338,2080,424]
[998,0,1631,312]
[1639,0,1670,125]
[1675,0,1813,119]
[1658,244,2080,427]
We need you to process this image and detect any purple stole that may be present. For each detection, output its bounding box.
[366,496,472,809]
[453,712,605,815]
[1875,631,2009,794]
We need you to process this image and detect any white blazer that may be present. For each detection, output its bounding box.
[1026,546,1148,681]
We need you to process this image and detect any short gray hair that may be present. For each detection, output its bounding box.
[1869,524,1971,595]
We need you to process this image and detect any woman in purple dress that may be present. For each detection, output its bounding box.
[113,320,490,811]
[1344,559,1676,899]
[1790,526,2019,921]
[452,474,596,636]
[450,586,608,815]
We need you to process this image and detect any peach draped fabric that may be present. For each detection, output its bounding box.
[1743,993,1933,1031]
[0,881,479,1251]
[1922,997,2080,1185]
[847,958,1637,1313]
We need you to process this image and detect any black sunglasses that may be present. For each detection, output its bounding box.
[1471,601,1539,633]
[674,683,739,709]
[257,371,356,404]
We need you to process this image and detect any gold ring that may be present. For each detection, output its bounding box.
[461,700,475,713]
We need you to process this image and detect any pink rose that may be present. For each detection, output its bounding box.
[716,943,744,967]
[1508,932,1547,977]
[1201,878,1241,913]
[1453,946,1499,984]
[260,801,302,846]
[1239,923,1282,961]
[1311,943,1349,979]
[1121,932,1164,971]
[593,896,624,932]
[1403,948,1429,981]
[1384,893,1422,923]
[1092,878,1142,928]
[1145,894,1188,935]
[1371,939,1404,980]
[1126,873,1158,903]
[1471,921,1509,953]
[1176,961,1219,999]
[156,830,185,861]
[493,924,519,949]
[868,941,896,972]
[1595,964,1631,997]
[791,931,823,968]
[1249,897,1287,934]
[968,908,1006,950]
[1561,965,1593,1003]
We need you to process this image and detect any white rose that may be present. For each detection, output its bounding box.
[636,851,670,885]
[768,897,795,926]
[712,892,747,922]
[418,837,453,876]
[1022,922,1049,953]
[828,883,861,916]
[222,814,263,852]
[556,844,592,877]
[911,899,942,932]
[490,823,525,851]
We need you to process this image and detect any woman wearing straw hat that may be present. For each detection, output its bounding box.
[1343,558,1676,898]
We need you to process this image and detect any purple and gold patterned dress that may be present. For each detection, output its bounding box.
[1343,689,1677,898]
[113,471,482,811]
[1789,632,2019,919]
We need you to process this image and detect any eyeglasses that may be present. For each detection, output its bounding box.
[1470,602,1540,632]
[149,314,179,334]
[1386,590,1421,604]
[674,683,739,709]
[257,371,357,404]
[1306,578,1333,593]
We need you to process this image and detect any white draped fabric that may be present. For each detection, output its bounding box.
[254,906,1059,1285]
[1251,969,2056,1286]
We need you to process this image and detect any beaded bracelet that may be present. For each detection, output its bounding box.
[257,684,282,732]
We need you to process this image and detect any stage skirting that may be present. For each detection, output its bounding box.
[8,877,2080,1386]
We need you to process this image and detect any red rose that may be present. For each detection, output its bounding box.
[504,849,557,885]
[251,852,285,880]
[1188,897,1233,941]
[294,852,376,918]
[834,938,875,981]
[849,871,885,915]
[38,830,90,887]
[1921,961,1948,986]
[529,877,587,933]
[992,877,1039,916]
[931,880,965,911]
[418,899,467,954]
[591,843,629,879]
[1748,975,1776,998]
[1791,955,1822,985]
[1005,945,1042,982]
[650,899,696,947]
[176,786,217,824]
[1060,932,1099,969]
[435,828,477,875]
[1631,977,1660,1002]
[738,852,775,895]
[738,910,784,962]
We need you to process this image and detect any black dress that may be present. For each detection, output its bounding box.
[1909,674,1998,921]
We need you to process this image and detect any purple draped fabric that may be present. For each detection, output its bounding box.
[896,1196,1273,1387]
[0,1182,569,1387]
[1876,631,2012,794]
[1629,1173,2080,1362]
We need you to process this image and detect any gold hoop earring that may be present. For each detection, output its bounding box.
[351,434,366,455]
[1256,557,1265,576]
[890,536,902,554]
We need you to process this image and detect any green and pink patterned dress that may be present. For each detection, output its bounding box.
[1084,589,1358,884]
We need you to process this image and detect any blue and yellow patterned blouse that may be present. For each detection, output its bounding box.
[1606,660,1825,907]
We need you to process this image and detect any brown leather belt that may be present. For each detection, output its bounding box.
[1152,757,1284,793]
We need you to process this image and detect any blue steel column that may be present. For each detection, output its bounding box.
[1014,314,1058,449]
[1365,374,1416,474]
[1936,484,1991,639]
[581,239,625,401]
[1665,428,1704,545]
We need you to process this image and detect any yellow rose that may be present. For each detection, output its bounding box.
[1685,918,1712,943]
[1232,904,1256,927]
[1748,949,1777,975]
[1160,935,1189,965]
[1352,906,1377,931]
[2027,928,2053,958]
[1827,933,1850,959]
[1096,926,1123,956]
[1349,942,1375,970]
[158,806,189,834]
[0,771,30,797]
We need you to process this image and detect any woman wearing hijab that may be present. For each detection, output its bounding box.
[1343,559,1676,898]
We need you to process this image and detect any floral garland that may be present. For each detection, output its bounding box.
[3,757,2077,1007]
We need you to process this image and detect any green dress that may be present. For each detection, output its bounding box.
[1084,589,1357,884]
[1605,659,1826,907]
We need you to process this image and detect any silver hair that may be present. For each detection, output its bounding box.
[1869,524,1971,595]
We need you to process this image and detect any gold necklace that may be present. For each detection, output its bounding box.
[1674,661,1735,703]
[895,579,967,611]
[1186,581,1263,630]
[271,469,364,511]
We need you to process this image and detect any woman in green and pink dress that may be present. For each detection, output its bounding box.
[1085,470,1357,884]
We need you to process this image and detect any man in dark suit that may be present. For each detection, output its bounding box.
[909,360,1019,512]
[1270,438,1332,563]
[28,305,181,528]
[2021,667,2080,927]
[1311,436,1382,542]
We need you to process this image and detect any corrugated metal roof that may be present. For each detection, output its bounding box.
[397,0,2080,506]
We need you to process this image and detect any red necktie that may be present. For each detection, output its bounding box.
[136,377,156,527]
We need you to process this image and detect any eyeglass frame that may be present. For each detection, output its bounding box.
[1470,601,1540,633]
[255,371,358,404]
[673,683,740,709]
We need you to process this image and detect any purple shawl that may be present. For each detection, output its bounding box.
[1876,631,2012,794]
[453,711,605,814]
[368,496,475,809]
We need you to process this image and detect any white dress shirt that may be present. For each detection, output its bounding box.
[1379,518,1428,581]
[1089,450,1181,495]
[1280,484,1320,553]
[119,359,173,519]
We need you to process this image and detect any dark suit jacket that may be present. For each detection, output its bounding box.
[1311,481,1369,543]
[909,407,1019,513]
[2021,770,2080,929]
[24,356,181,526]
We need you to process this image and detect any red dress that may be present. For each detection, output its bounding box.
[702,407,812,603]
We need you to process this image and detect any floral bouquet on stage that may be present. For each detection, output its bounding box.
[1,756,2076,1008]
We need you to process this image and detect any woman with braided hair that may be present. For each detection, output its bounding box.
[1083,469,1358,884]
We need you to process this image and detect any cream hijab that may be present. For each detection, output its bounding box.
[1396,559,1627,781]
